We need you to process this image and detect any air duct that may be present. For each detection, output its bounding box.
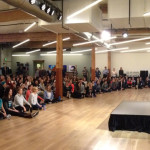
[3,0,55,22]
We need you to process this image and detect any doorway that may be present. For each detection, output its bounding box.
[33,60,45,74]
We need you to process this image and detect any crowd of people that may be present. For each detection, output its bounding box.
[0,66,149,120]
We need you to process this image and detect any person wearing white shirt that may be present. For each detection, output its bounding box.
[14,87,32,113]
[28,87,43,110]
[112,68,117,77]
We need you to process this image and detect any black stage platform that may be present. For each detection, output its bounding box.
[109,101,150,133]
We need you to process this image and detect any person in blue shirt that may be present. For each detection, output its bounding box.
[0,98,7,119]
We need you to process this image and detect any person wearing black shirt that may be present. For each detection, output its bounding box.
[119,67,124,77]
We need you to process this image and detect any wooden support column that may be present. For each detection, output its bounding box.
[56,34,63,98]
[91,46,96,81]
[108,52,111,77]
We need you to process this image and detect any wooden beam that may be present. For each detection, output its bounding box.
[91,46,95,81]
[0,9,36,22]
[56,34,63,98]
[0,32,85,43]
[108,52,111,77]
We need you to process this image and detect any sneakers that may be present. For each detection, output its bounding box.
[7,114,11,120]
[31,111,39,118]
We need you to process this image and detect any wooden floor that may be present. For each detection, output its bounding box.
[1,89,150,150]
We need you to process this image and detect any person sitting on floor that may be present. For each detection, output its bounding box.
[44,85,54,103]
[102,80,111,93]
[3,87,36,118]
[111,78,117,91]
[28,87,44,110]
[131,77,136,87]
[14,87,33,113]
[0,98,7,120]
[135,78,143,89]
[127,78,132,88]
[145,77,150,88]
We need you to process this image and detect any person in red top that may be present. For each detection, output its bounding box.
[127,78,132,88]
[70,80,74,94]
[26,85,44,102]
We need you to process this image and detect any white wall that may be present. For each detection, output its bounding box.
[111,52,150,73]
[96,53,108,71]
[96,52,150,75]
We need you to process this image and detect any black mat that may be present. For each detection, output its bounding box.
[109,101,150,133]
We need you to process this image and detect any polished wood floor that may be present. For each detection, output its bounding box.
[1,89,150,150]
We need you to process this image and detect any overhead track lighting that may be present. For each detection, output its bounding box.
[57,13,62,20]
[26,49,41,54]
[67,0,103,19]
[45,6,51,14]
[29,0,36,5]
[12,39,30,48]
[101,31,111,41]
[110,36,150,46]
[40,3,46,11]
[50,9,55,16]
[24,22,36,32]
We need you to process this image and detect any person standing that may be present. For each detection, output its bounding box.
[95,68,101,79]
[82,67,88,80]
[103,67,109,78]
[112,68,117,78]
[119,67,124,77]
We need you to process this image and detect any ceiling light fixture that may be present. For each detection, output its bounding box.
[67,0,103,19]
[143,12,150,16]
[40,54,83,56]
[40,3,46,11]
[95,47,129,53]
[12,54,30,57]
[49,9,55,16]
[70,49,92,53]
[121,47,150,53]
[45,6,51,14]
[12,39,30,48]
[47,49,66,54]
[29,0,36,5]
[101,30,111,41]
[122,32,128,38]
[26,49,41,54]
[43,37,70,47]
[110,36,150,46]
[145,42,150,45]
[57,13,62,20]
[24,22,36,32]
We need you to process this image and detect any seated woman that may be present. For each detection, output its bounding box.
[26,85,33,101]
[96,79,101,93]
[111,78,117,91]
[28,87,45,110]
[0,98,7,120]
[118,78,126,90]
[44,85,54,103]
[135,78,143,89]
[14,87,33,113]
[102,80,111,93]
[127,78,132,88]
[131,77,136,87]
[65,81,72,98]
[88,81,93,97]
[3,87,37,118]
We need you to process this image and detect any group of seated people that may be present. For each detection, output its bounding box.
[0,68,150,120]
[0,74,55,120]
[63,75,150,99]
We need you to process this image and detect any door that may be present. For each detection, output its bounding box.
[33,60,44,75]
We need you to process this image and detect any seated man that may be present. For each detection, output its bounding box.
[102,80,111,93]
[111,78,117,91]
